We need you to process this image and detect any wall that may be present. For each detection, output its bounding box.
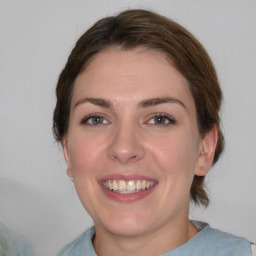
[0,0,255,255]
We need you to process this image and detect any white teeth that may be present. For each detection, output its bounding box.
[127,180,135,192]
[108,180,113,190]
[141,180,146,190]
[112,180,118,191]
[136,180,142,190]
[103,179,155,193]
[118,180,126,191]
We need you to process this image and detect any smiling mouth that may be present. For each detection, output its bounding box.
[102,180,156,194]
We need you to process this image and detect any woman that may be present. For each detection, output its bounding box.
[53,9,255,256]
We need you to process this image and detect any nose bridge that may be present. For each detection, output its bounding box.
[107,118,145,164]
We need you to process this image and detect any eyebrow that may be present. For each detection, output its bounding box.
[74,96,186,109]
[74,98,113,108]
[138,97,186,109]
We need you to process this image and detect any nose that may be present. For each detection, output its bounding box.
[107,123,145,164]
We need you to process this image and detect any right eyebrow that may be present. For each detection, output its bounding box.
[74,97,113,109]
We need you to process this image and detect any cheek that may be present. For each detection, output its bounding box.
[68,133,106,176]
[147,132,199,177]
[144,133,200,214]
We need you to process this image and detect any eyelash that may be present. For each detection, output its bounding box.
[80,113,176,127]
[80,114,109,126]
[146,113,176,126]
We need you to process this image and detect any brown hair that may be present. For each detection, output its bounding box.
[53,9,224,207]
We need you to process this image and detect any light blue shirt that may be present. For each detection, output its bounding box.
[0,221,35,256]
[57,221,253,256]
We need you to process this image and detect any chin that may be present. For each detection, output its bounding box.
[107,223,150,237]
[99,212,154,237]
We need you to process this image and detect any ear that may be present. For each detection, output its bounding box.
[62,138,73,178]
[195,126,218,176]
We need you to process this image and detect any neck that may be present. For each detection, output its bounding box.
[93,218,198,256]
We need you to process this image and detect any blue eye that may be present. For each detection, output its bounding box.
[148,115,175,126]
[81,115,108,126]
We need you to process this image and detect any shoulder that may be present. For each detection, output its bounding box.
[164,221,253,256]
[0,221,35,256]
[193,222,253,256]
[57,226,96,256]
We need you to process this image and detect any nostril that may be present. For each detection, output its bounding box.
[106,128,145,164]
[131,155,137,160]
[108,154,139,163]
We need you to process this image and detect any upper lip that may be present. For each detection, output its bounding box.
[99,174,157,182]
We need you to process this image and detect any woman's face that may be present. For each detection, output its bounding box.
[63,47,214,237]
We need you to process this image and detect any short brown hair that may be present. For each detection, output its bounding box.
[53,9,224,207]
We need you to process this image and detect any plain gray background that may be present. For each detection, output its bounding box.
[0,0,255,255]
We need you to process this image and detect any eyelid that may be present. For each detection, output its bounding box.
[80,113,111,125]
[145,113,176,125]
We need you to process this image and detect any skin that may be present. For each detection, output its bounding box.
[62,47,217,256]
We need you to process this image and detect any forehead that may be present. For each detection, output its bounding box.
[72,47,194,108]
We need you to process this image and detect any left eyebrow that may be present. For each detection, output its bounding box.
[138,97,186,109]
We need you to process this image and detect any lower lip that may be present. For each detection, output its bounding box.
[100,183,157,202]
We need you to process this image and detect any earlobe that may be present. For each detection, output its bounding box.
[67,168,73,178]
[195,126,218,176]
[62,138,73,178]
